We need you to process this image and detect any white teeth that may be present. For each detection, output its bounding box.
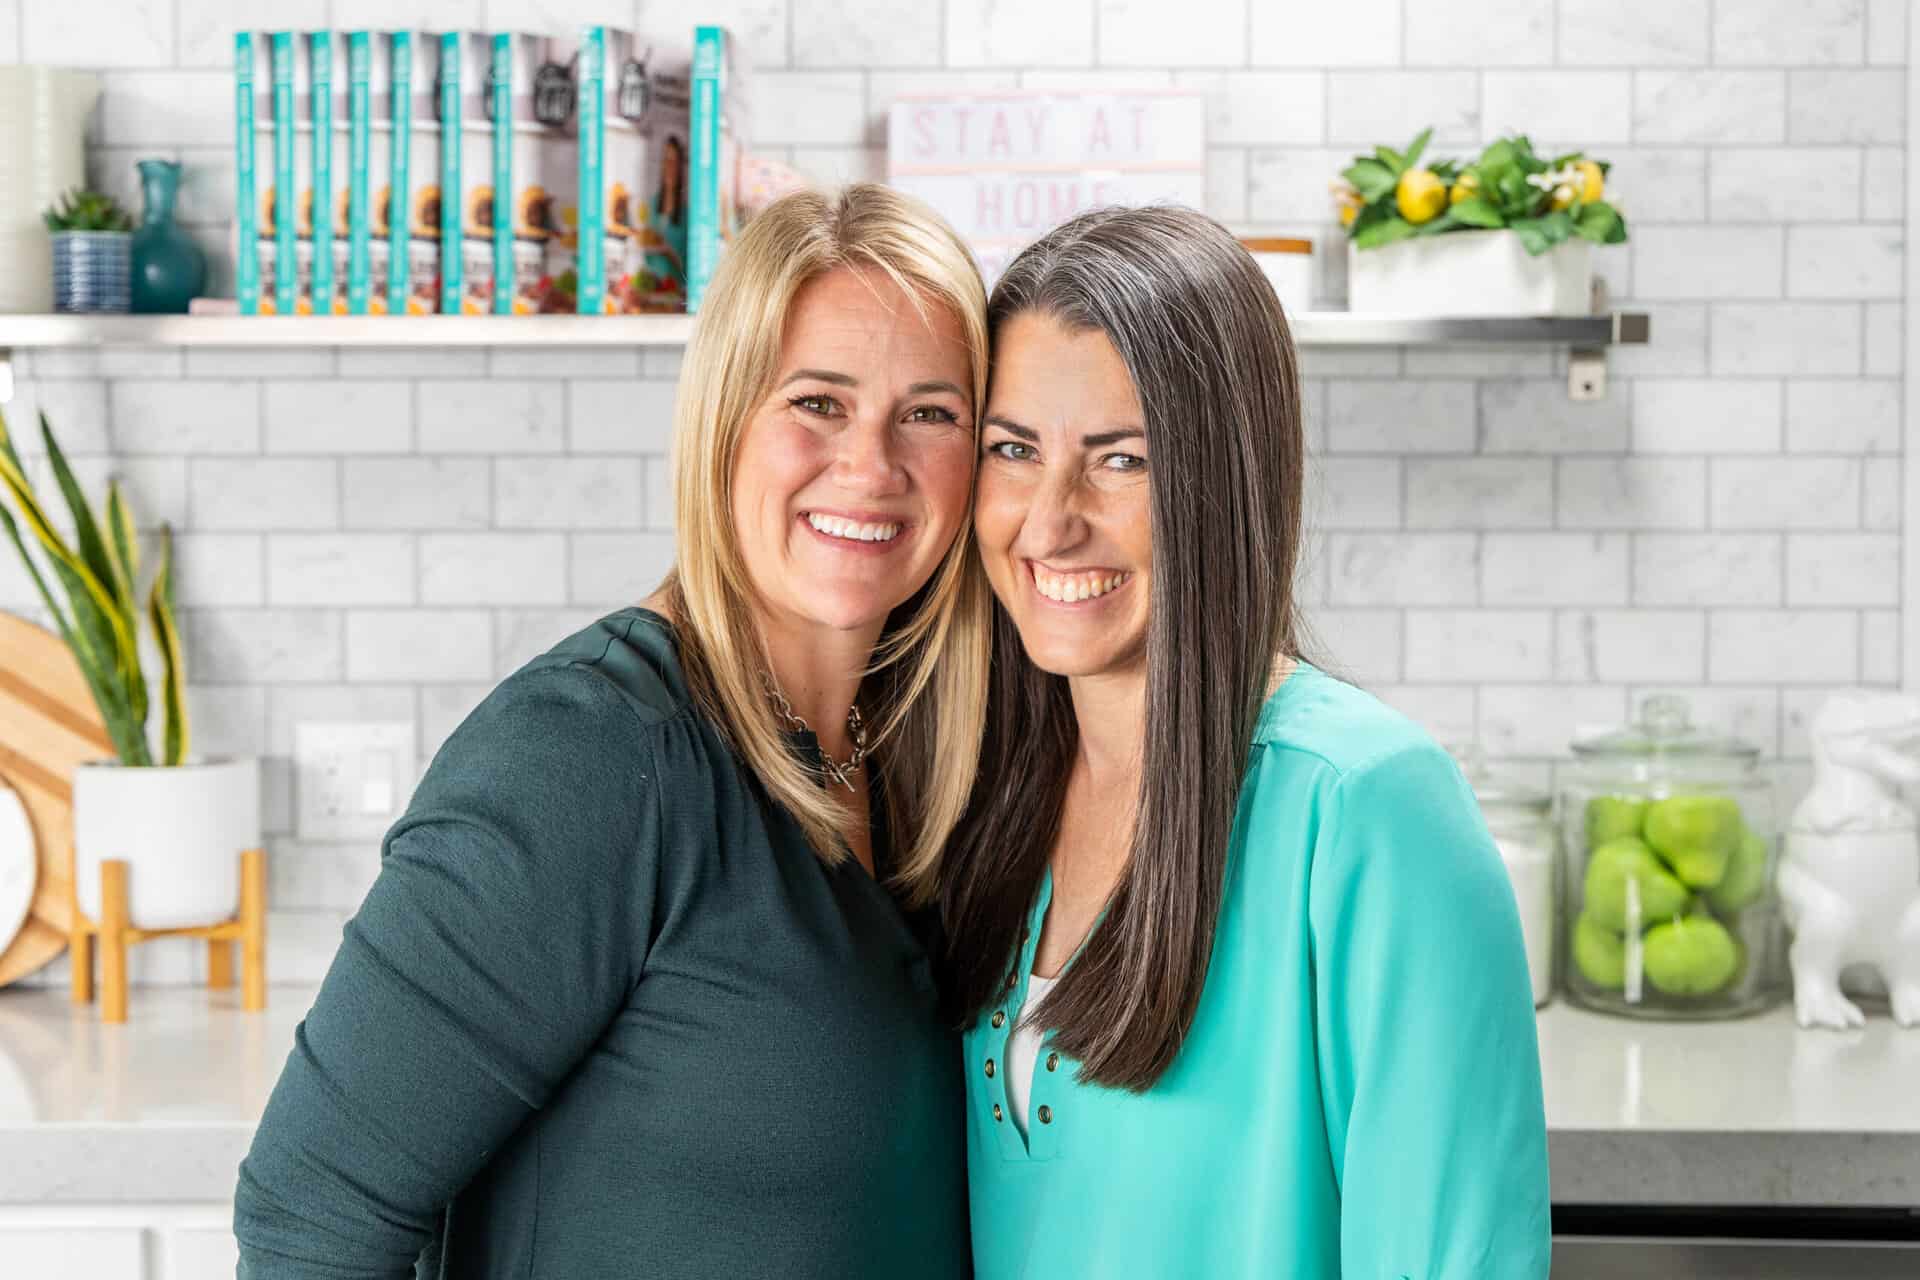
[807,513,901,543]
[1032,567,1131,603]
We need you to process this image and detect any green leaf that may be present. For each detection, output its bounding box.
[1575,201,1623,243]
[1412,210,1462,236]
[149,525,188,767]
[41,413,128,620]
[1401,127,1433,173]
[1448,196,1506,228]
[1343,159,1398,202]
[1374,145,1406,176]
[1353,217,1420,250]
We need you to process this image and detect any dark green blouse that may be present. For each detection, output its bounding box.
[234,608,970,1279]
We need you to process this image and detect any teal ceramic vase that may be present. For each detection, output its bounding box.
[130,159,206,314]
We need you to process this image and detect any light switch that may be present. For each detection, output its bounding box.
[294,722,416,840]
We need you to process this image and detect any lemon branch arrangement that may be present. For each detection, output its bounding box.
[1334,129,1629,256]
[0,407,189,767]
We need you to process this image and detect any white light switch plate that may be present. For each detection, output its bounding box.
[293,721,417,841]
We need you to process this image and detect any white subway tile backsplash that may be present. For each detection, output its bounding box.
[1406,610,1553,682]
[271,839,383,914]
[419,534,567,605]
[1627,683,1782,756]
[269,684,417,755]
[1298,607,1403,685]
[1173,72,1324,146]
[496,458,646,529]
[1788,70,1905,145]
[1785,533,1900,606]
[2,380,109,451]
[1479,684,1630,758]
[571,532,676,606]
[1630,227,1784,300]
[1786,227,1905,300]
[1483,72,1634,145]
[1711,303,1863,376]
[945,0,1092,67]
[1325,533,1478,605]
[338,348,487,378]
[331,0,482,27]
[266,382,413,454]
[1406,459,1553,529]
[420,683,494,751]
[343,458,491,530]
[178,2,324,69]
[347,610,492,682]
[183,609,346,683]
[1632,379,1782,453]
[794,0,941,66]
[1708,150,1861,223]
[1402,349,1553,379]
[1325,381,1477,453]
[1862,609,1900,684]
[184,347,337,379]
[1307,457,1402,529]
[1205,148,1249,224]
[1098,0,1244,66]
[1406,0,1551,66]
[1481,533,1631,605]
[1250,0,1399,66]
[787,147,887,187]
[1785,379,1900,453]
[417,381,564,454]
[185,684,269,758]
[1631,534,1783,606]
[1248,148,1373,223]
[1558,0,1709,66]
[494,608,612,677]
[1555,608,1706,682]
[1714,0,1866,65]
[269,535,417,607]
[38,455,189,531]
[1864,301,1903,374]
[191,459,339,530]
[22,0,168,65]
[1479,379,1630,453]
[1867,0,1906,65]
[1709,610,1858,683]
[1710,457,1861,529]
[486,347,643,379]
[1326,73,1481,147]
[753,72,868,146]
[1372,684,1479,747]
[1602,149,1709,223]
[1557,459,1708,529]
[638,0,790,69]
[567,380,678,454]
[24,346,181,378]
[1633,72,1786,144]
[97,72,230,147]
[173,534,265,608]
[645,457,676,530]
[1864,148,1905,221]
[1610,303,1709,376]
[110,380,258,454]
[1861,460,1900,529]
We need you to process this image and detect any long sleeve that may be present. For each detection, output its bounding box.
[1305,741,1552,1279]
[234,664,660,1279]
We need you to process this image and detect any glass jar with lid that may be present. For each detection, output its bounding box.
[1558,694,1783,1019]
[1451,745,1557,1008]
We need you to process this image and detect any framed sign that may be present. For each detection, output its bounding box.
[887,91,1206,282]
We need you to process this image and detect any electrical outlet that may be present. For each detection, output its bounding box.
[293,722,417,840]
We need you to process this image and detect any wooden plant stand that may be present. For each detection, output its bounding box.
[69,847,268,1024]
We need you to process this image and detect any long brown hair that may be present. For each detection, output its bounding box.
[938,206,1309,1090]
[658,184,992,896]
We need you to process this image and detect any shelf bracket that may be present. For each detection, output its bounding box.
[1568,347,1606,402]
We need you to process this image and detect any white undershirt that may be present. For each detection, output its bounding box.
[1004,972,1059,1136]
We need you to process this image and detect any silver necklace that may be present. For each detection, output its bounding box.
[762,674,868,792]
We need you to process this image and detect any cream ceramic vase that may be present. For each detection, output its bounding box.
[73,757,262,930]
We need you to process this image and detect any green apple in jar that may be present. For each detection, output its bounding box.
[1583,836,1689,932]
[1643,914,1741,996]
[1572,913,1628,990]
[1644,794,1743,889]
[1706,825,1771,915]
[1584,794,1649,848]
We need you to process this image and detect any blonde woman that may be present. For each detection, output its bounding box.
[235,185,990,1279]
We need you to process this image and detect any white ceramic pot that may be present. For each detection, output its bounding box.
[1347,229,1592,316]
[0,67,101,313]
[73,757,262,930]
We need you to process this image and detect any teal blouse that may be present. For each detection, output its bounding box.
[962,662,1552,1279]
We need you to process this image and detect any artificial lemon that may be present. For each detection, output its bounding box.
[1395,169,1447,224]
[1577,159,1604,202]
[1339,203,1358,227]
[1448,171,1479,205]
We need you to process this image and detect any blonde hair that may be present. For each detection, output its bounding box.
[659,183,991,904]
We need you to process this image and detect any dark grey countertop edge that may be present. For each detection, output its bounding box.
[1551,1129,1920,1208]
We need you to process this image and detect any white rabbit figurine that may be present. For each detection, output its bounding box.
[1777,691,1920,1029]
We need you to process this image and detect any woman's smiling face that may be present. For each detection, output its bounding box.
[730,265,977,638]
[974,310,1152,679]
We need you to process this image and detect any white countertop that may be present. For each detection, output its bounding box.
[1,985,1917,1207]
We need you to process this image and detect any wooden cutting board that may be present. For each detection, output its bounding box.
[0,611,114,987]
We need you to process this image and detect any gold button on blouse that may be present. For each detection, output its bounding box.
[991,1011,1005,1028]
[984,1058,996,1079]
[1045,1052,1059,1072]
[992,1103,1003,1122]
[1037,1105,1053,1125]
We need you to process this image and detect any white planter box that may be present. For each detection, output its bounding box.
[1347,229,1592,316]
[73,757,261,930]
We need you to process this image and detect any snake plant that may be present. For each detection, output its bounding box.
[0,407,188,767]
